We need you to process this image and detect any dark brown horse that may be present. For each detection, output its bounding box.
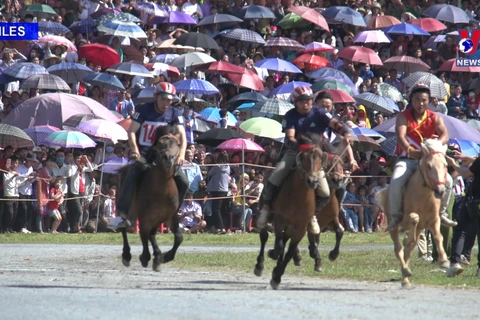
[119,135,183,271]
[254,134,327,289]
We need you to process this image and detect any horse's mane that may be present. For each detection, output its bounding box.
[423,139,447,155]
[297,132,342,155]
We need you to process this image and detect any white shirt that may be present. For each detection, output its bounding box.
[16,164,34,196]
[51,164,71,194]
[3,170,28,197]
[104,198,115,218]
[182,1,203,22]
[67,162,95,195]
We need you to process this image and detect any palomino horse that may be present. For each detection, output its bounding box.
[294,154,346,272]
[254,134,327,289]
[376,139,450,287]
[120,135,183,271]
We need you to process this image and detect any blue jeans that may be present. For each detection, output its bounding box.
[232,205,252,231]
[363,207,373,230]
[344,207,358,231]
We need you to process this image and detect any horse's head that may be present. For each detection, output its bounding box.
[419,139,448,198]
[296,134,327,189]
[153,135,181,170]
[325,154,345,189]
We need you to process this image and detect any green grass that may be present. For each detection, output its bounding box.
[0,231,392,246]
[173,249,480,289]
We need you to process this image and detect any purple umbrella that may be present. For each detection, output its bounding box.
[3,93,119,129]
[353,30,392,44]
[150,11,197,25]
[23,125,60,146]
[102,157,131,174]
[374,112,480,144]
[254,58,302,73]
[269,81,312,97]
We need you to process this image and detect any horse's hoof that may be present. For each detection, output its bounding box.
[267,249,277,260]
[152,261,161,272]
[401,281,413,289]
[439,260,449,270]
[328,250,339,262]
[254,267,263,277]
[139,257,149,268]
[122,258,130,267]
[401,267,413,278]
[270,279,280,290]
[294,260,302,267]
[314,266,323,272]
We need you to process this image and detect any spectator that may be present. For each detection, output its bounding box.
[178,191,206,233]
[182,149,203,196]
[47,179,64,234]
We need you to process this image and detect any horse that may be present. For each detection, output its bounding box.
[119,134,183,271]
[294,154,346,272]
[376,139,450,287]
[253,133,327,289]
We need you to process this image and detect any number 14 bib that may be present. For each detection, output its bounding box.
[138,121,168,147]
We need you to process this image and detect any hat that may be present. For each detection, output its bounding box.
[378,157,386,164]
[25,153,39,163]
[372,2,381,9]
[32,146,42,153]
[44,51,61,62]
[357,7,366,13]
[409,82,431,99]
[114,143,126,150]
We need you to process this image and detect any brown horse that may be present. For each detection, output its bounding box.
[376,139,450,287]
[294,154,346,272]
[119,135,183,271]
[254,134,327,289]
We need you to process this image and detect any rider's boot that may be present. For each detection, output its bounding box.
[439,188,457,227]
[308,196,329,234]
[256,182,278,229]
[308,215,320,235]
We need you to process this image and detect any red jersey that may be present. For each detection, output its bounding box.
[396,109,437,156]
[47,187,62,210]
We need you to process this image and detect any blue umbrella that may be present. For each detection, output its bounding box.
[322,6,367,27]
[449,139,480,157]
[106,62,152,77]
[154,53,179,64]
[352,127,385,141]
[254,58,302,73]
[102,157,131,174]
[83,72,125,91]
[383,23,430,36]
[422,4,470,24]
[3,62,47,80]
[47,62,93,83]
[173,79,219,95]
[38,21,70,34]
[199,107,236,125]
[236,102,255,110]
[269,81,312,97]
[69,19,97,34]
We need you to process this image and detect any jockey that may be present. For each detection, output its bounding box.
[257,87,354,233]
[387,82,457,231]
[110,82,189,230]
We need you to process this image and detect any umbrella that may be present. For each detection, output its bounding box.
[322,6,367,27]
[366,15,401,29]
[375,113,480,144]
[254,58,302,73]
[97,12,141,25]
[217,138,264,153]
[196,128,243,146]
[3,62,47,80]
[317,89,355,103]
[462,119,480,130]
[77,119,128,144]
[278,13,312,29]
[199,108,236,125]
[253,98,294,116]
[78,43,120,69]
[37,35,77,53]
[152,11,197,25]
[287,6,329,31]
[383,23,430,36]
[133,2,166,16]
[38,21,70,34]
[306,68,357,92]
[173,79,220,95]
[402,72,448,99]
[0,124,34,148]
[21,74,70,91]
[383,56,430,73]
[449,139,480,157]
[312,80,355,97]
[149,62,180,77]
[269,81,312,97]
[102,157,130,174]
[236,102,255,110]
[291,54,331,70]
[156,38,205,52]
[353,30,392,44]
[4,93,118,129]
[90,7,122,19]
[352,127,385,141]
[227,92,268,106]
[47,62,93,84]
[83,73,125,91]
[438,58,480,73]
[422,4,470,24]
[301,42,335,53]
[354,93,396,115]
[264,37,305,50]
[106,62,153,77]
[192,118,211,133]
[173,33,220,50]
[201,61,244,74]
[63,114,99,130]
[152,53,179,63]
[225,69,265,91]
[407,18,447,32]
[44,131,96,149]
[197,13,243,26]
[376,83,403,102]
[337,46,383,65]
[221,29,266,45]
[23,125,60,146]
[238,5,276,19]
[98,21,147,38]
[69,19,97,34]
[170,52,216,69]
[21,4,56,18]
[239,117,283,139]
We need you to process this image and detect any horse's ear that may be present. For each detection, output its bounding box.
[421,143,429,156]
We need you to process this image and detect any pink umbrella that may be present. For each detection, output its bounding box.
[438,58,480,73]
[353,30,392,44]
[216,138,264,153]
[337,46,383,65]
[383,56,430,73]
[77,119,128,144]
[300,42,335,54]
[37,35,77,53]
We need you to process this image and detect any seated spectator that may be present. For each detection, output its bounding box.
[368,171,389,231]
[356,185,372,233]
[342,182,359,233]
[178,191,206,233]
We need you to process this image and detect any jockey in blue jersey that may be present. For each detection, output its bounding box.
[110,82,189,230]
[257,87,353,234]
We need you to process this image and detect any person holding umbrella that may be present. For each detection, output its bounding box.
[109,82,189,230]
[256,87,354,234]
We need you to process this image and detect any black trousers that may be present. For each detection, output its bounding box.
[450,201,480,267]
[16,194,33,231]
[3,197,18,232]
[209,191,228,230]
[117,159,189,216]
[67,193,84,233]
[57,202,68,232]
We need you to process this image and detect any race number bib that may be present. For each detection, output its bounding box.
[138,121,167,147]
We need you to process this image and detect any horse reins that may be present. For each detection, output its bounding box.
[419,151,447,191]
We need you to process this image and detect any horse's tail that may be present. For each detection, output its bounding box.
[375,187,390,233]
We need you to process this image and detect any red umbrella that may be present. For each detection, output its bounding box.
[439,58,480,73]
[317,90,355,103]
[288,6,329,31]
[383,56,430,73]
[225,68,264,91]
[201,61,245,74]
[367,15,401,29]
[407,18,447,32]
[337,46,383,65]
[78,43,120,69]
[292,54,331,70]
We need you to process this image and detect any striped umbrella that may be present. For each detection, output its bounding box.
[221,29,266,44]
[98,21,147,38]
[23,125,60,146]
[38,21,70,34]
[0,124,34,148]
[44,131,96,149]
[354,93,396,115]
[21,74,70,91]
[264,37,304,49]
[377,83,404,102]
[402,72,448,99]
[366,15,401,29]
[3,62,48,80]
[253,98,294,116]
[69,19,97,34]
[134,1,167,16]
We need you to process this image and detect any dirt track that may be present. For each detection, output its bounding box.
[0,244,478,320]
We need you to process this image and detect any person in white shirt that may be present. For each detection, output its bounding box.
[182,150,203,195]
[178,191,206,233]
[16,154,39,234]
[182,0,203,23]
[368,172,389,231]
[428,96,448,115]
[51,149,70,232]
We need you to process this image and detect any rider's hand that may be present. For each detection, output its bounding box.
[343,133,353,145]
[446,156,456,167]
[350,160,359,171]
[177,155,184,166]
[129,152,140,161]
[409,149,423,160]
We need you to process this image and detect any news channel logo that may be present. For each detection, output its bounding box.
[456,31,480,67]
[0,22,39,40]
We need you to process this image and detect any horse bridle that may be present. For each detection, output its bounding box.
[296,144,325,181]
[419,151,447,191]
[153,134,181,164]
